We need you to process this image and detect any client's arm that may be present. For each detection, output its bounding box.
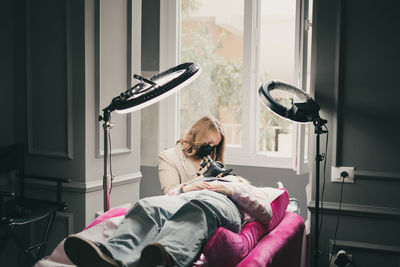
[167,178,273,225]
[207,182,273,224]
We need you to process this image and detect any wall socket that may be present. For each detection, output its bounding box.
[329,250,353,267]
[331,166,355,183]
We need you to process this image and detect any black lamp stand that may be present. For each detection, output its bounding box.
[312,116,328,267]
[100,109,113,212]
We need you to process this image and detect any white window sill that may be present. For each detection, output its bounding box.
[225,153,293,169]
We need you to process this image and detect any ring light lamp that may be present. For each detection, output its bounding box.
[258,80,321,123]
[258,80,327,267]
[103,62,201,118]
[99,62,201,212]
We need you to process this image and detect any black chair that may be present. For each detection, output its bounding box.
[0,143,70,264]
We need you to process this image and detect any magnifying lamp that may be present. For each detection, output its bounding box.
[99,62,201,212]
[259,80,327,267]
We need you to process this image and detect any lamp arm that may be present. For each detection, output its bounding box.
[99,74,159,118]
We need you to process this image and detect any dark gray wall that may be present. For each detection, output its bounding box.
[1,1,85,265]
[1,0,87,181]
[141,0,159,71]
[310,0,400,266]
[1,0,21,147]
[0,1,15,146]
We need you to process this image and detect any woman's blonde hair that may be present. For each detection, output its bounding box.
[178,115,225,162]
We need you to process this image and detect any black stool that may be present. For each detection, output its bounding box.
[0,143,70,264]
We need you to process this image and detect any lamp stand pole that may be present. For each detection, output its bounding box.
[100,110,113,212]
[313,116,327,267]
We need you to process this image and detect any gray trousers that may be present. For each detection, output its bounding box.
[100,190,242,267]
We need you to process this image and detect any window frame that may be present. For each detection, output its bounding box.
[159,0,311,171]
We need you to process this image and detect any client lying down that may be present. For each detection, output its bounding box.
[64,175,274,267]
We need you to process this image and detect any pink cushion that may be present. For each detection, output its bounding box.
[267,189,289,232]
[236,212,305,267]
[202,188,289,267]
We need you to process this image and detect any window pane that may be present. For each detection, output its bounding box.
[179,0,244,145]
[258,0,296,154]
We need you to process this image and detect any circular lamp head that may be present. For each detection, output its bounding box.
[105,62,201,114]
[258,80,320,123]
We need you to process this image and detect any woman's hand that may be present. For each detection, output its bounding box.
[182,181,234,197]
[182,182,211,193]
[206,183,234,196]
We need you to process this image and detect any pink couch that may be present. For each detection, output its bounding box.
[86,210,305,267]
[35,190,305,267]
[197,188,305,267]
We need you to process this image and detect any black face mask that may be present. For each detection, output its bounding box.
[195,144,214,158]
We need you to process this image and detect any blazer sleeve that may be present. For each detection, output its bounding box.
[158,150,182,195]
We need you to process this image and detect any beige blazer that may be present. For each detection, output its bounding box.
[158,144,200,194]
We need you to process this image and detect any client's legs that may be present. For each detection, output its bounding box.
[65,191,242,267]
[65,195,184,267]
[101,195,186,266]
[154,191,242,266]
[102,191,242,266]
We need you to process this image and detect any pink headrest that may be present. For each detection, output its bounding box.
[202,188,289,267]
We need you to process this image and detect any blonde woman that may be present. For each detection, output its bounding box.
[158,115,226,194]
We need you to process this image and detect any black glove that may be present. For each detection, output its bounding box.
[203,161,233,177]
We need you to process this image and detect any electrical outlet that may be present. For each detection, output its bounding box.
[329,250,353,267]
[331,166,355,183]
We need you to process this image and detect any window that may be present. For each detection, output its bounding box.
[179,0,244,146]
[159,0,312,170]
